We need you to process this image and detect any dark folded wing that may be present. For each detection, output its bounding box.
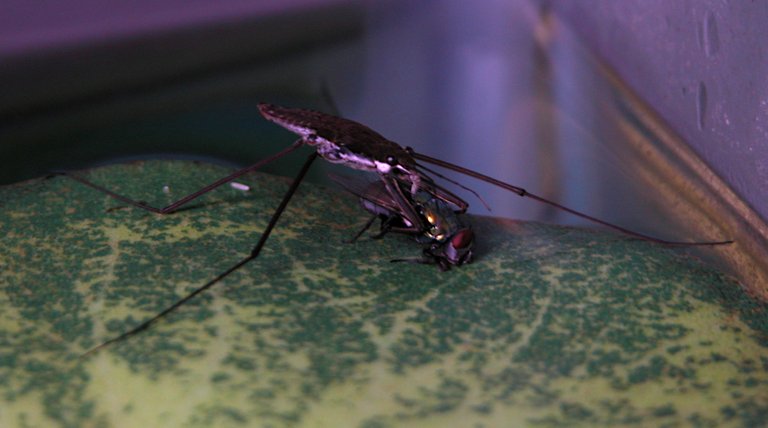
[327,173,406,216]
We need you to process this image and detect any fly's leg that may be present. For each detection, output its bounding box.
[81,152,319,357]
[347,215,380,243]
[390,253,450,271]
[348,213,427,243]
[57,140,304,214]
[370,216,396,240]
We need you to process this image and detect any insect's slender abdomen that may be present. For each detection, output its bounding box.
[258,103,420,179]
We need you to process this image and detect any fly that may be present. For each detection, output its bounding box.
[330,174,474,270]
[58,103,732,356]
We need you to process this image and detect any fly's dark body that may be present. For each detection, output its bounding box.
[331,174,474,270]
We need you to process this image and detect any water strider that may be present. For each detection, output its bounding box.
[56,103,732,356]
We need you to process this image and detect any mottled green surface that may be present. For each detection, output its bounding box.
[0,160,766,428]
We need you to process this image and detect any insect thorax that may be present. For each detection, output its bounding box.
[311,140,378,173]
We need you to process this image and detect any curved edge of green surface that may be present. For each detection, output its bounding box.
[0,160,766,428]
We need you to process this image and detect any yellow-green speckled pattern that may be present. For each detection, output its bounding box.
[0,160,765,428]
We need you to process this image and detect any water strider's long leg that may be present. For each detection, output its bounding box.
[413,163,488,212]
[409,149,733,246]
[59,140,304,214]
[81,152,319,357]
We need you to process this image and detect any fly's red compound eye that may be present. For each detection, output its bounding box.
[451,229,474,249]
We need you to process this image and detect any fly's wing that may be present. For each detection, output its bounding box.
[327,173,406,218]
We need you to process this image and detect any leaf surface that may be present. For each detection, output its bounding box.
[0,160,765,428]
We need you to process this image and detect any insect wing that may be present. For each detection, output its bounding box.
[328,173,406,218]
[258,103,418,177]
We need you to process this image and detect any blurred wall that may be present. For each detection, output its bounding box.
[2,0,763,236]
[550,1,768,228]
[348,0,548,221]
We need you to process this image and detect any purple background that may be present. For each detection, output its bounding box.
[1,0,765,234]
[552,1,768,229]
